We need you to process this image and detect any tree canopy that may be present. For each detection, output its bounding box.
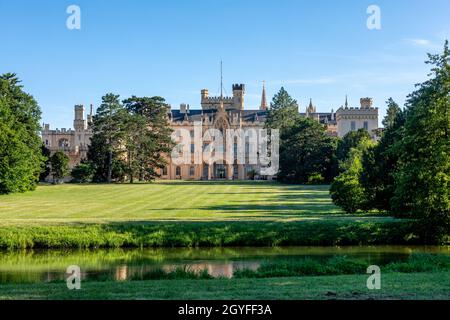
[0,73,43,194]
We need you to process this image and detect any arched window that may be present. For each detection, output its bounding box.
[162,167,168,175]
[58,138,69,149]
[176,166,181,176]
[190,166,195,176]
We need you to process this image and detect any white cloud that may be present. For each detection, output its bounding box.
[404,38,441,49]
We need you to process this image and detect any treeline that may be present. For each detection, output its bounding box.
[330,42,450,243]
[0,73,174,193]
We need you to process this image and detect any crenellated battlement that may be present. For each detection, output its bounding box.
[203,96,233,102]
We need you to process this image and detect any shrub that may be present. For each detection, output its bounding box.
[71,162,94,183]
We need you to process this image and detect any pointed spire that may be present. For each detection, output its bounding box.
[345,95,348,108]
[260,80,267,110]
[307,98,316,114]
[220,60,223,100]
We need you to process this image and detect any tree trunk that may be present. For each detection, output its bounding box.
[107,149,112,183]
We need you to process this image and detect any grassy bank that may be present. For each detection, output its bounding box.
[1,272,448,300]
[0,182,425,248]
[0,219,418,249]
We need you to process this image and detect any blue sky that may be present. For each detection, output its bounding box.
[1,0,449,129]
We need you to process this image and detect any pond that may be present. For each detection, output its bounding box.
[0,246,448,283]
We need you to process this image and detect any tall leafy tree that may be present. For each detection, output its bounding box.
[0,73,43,194]
[360,100,405,211]
[123,96,174,181]
[278,117,337,183]
[90,94,127,183]
[392,41,450,242]
[382,98,402,128]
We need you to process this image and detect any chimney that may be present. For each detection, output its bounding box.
[180,103,187,114]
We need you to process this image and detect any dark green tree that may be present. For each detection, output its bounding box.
[87,128,127,183]
[278,117,337,183]
[265,87,301,133]
[330,137,374,213]
[382,98,402,128]
[392,41,450,242]
[123,96,174,182]
[39,144,51,182]
[360,101,405,211]
[50,151,69,184]
[71,161,94,183]
[0,73,43,194]
[90,94,128,183]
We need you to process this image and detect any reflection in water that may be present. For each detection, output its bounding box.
[0,246,448,283]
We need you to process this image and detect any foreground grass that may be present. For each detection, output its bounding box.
[1,272,448,300]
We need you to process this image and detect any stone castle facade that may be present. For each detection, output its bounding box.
[41,105,93,169]
[41,83,379,180]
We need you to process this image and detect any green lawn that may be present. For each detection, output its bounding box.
[0,181,343,223]
[0,181,417,248]
[1,272,448,300]
[0,181,381,223]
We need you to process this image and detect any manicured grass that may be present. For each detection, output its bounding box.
[0,181,346,223]
[0,272,448,300]
[0,181,420,248]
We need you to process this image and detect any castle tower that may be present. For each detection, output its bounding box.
[360,97,373,109]
[260,81,267,111]
[87,104,94,124]
[73,105,87,131]
[232,84,245,110]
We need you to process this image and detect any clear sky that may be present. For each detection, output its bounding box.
[1,0,449,129]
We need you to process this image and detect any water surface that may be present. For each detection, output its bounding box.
[0,246,448,283]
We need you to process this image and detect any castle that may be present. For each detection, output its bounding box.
[41,104,93,169]
[41,83,379,180]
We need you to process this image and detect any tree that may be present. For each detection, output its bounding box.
[265,87,301,133]
[90,94,127,183]
[50,151,69,184]
[0,73,43,194]
[278,117,337,183]
[382,98,402,128]
[330,137,374,213]
[71,161,94,183]
[360,100,405,211]
[391,41,450,242]
[123,96,174,182]
[39,144,51,182]
[336,129,371,168]
[87,128,127,183]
